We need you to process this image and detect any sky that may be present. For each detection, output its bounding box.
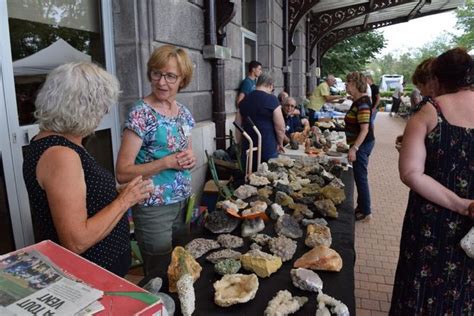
[378,11,460,56]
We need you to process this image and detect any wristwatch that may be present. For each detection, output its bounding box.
[352,145,359,151]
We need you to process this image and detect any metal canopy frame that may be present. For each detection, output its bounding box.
[287,0,464,67]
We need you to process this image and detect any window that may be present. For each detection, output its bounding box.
[241,0,256,33]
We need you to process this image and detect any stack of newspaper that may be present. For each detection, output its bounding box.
[0,250,104,315]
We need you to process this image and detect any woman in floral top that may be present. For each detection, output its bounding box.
[390,48,474,314]
[116,45,195,279]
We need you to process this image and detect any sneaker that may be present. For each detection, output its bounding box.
[355,211,372,222]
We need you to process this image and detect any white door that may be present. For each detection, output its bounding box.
[0,0,121,250]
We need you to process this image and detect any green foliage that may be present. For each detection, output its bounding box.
[367,33,455,85]
[321,30,386,78]
[454,0,474,49]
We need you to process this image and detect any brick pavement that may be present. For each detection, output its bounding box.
[354,112,409,315]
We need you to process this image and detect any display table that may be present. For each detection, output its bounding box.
[144,170,355,316]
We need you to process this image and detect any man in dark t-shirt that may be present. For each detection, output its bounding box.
[366,75,380,124]
[238,72,286,169]
[236,60,262,108]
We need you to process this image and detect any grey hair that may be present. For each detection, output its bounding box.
[256,71,274,87]
[35,62,120,137]
[283,96,296,105]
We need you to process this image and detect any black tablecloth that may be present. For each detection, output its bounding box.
[145,170,355,316]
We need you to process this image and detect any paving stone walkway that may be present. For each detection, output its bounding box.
[354,112,409,315]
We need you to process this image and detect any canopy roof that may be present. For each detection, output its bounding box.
[13,38,91,76]
[287,0,464,64]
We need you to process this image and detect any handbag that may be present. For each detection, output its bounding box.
[460,227,474,259]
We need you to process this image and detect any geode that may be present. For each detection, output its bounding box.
[291,268,323,292]
[214,273,259,307]
[217,234,244,249]
[185,238,221,258]
[206,249,242,263]
[204,210,240,233]
[268,235,297,262]
[214,258,241,275]
[264,290,308,316]
[275,214,303,239]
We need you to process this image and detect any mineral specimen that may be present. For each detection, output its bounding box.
[214,273,259,307]
[249,243,262,250]
[241,218,265,237]
[251,233,272,246]
[234,199,249,209]
[328,177,345,189]
[176,274,195,316]
[268,156,295,168]
[185,238,221,258]
[214,258,241,275]
[275,214,303,239]
[290,268,323,292]
[217,234,244,249]
[167,246,202,293]
[218,200,239,213]
[305,223,332,248]
[316,292,349,316]
[275,191,294,206]
[293,245,343,272]
[250,200,268,213]
[204,210,240,233]
[249,173,271,186]
[270,203,284,220]
[258,186,274,199]
[313,199,338,218]
[264,290,308,316]
[290,203,314,221]
[302,218,328,226]
[268,235,297,262]
[320,186,346,205]
[206,249,242,263]
[234,184,258,200]
[241,249,282,278]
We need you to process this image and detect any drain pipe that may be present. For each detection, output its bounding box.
[282,0,290,93]
[204,0,226,149]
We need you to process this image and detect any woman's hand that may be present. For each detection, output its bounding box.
[348,146,357,162]
[176,149,196,170]
[277,144,286,153]
[117,176,154,208]
[395,134,403,152]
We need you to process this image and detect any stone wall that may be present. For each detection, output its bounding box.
[111,0,308,199]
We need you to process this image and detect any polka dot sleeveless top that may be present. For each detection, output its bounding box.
[23,135,130,271]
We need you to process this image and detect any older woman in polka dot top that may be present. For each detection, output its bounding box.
[22,62,153,276]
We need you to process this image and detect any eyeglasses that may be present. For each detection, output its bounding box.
[150,71,179,83]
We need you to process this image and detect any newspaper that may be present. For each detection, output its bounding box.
[0,250,102,315]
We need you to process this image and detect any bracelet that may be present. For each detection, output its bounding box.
[352,145,359,151]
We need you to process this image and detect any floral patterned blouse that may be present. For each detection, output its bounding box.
[125,99,195,206]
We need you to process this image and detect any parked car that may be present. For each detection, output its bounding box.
[379,74,404,92]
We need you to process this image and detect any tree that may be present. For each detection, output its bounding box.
[321,30,386,78]
[454,0,474,50]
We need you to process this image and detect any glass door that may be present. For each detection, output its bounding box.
[0,0,120,250]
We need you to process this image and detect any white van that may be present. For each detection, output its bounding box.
[379,74,404,92]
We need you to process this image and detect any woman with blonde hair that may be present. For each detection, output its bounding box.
[23,62,153,276]
[344,72,375,221]
[116,45,196,280]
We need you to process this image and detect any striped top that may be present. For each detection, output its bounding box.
[344,95,374,145]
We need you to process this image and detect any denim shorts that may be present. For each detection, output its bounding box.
[132,199,189,256]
